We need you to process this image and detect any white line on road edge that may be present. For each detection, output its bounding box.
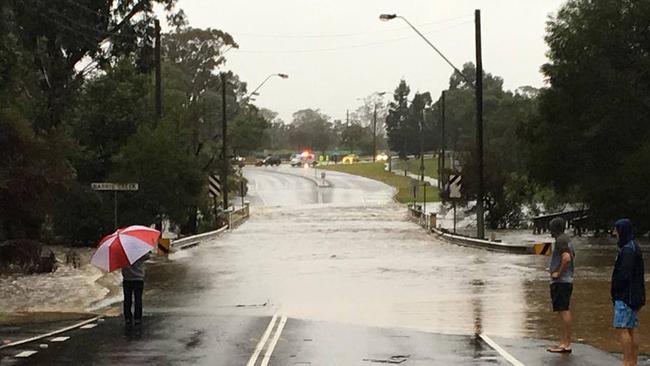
[0,316,101,350]
[14,350,38,358]
[246,313,279,366]
[260,315,288,366]
[479,334,526,366]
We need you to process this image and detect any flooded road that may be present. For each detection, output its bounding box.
[148,166,647,355]
[4,165,640,365]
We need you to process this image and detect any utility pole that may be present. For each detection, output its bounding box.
[221,73,229,211]
[440,90,446,189]
[420,108,425,182]
[372,104,377,162]
[154,19,162,120]
[475,9,485,239]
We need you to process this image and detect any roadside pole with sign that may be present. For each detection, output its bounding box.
[91,182,139,229]
[448,175,462,234]
[208,174,222,225]
[410,179,418,208]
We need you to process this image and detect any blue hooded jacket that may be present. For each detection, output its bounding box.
[611,219,646,310]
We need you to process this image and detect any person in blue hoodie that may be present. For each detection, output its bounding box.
[611,219,645,366]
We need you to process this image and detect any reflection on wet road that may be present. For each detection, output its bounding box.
[4,165,638,365]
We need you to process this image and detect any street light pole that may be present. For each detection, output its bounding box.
[440,90,446,190]
[243,73,289,103]
[373,104,377,162]
[380,11,484,239]
[221,73,229,211]
[420,108,425,182]
[475,9,485,239]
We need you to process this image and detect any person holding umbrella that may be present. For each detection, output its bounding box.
[611,218,645,366]
[91,225,160,326]
[121,252,150,326]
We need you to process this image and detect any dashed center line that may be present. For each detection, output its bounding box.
[80,324,97,329]
[50,336,70,342]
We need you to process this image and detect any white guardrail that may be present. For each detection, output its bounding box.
[170,203,250,250]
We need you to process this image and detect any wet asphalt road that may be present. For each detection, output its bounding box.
[1,166,623,365]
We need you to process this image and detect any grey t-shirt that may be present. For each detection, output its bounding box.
[549,234,575,284]
[121,253,150,281]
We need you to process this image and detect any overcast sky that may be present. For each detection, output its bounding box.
[168,0,565,122]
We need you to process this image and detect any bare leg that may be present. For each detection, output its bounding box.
[631,329,638,366]
[619,329,633,366]
[559,310,572,348]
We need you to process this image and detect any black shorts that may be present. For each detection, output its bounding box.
[550,282,573,312]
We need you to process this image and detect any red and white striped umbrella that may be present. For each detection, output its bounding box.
[91,225,160,272]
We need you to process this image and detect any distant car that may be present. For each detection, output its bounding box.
[342,154,359,164]
[290,151,315,167]
[262,156,281,166]
[233,156,246,168]
[376,153,389,161]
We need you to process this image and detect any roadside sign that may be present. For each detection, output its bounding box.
[449,175,462,199]
[208,174,222,197]
[411,179,418,198]
[90,182,139,230]
[91,182,139,191]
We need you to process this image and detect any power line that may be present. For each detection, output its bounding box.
[235,14,473,39]
[235,20,473,54]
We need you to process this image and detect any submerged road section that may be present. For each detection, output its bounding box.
[1,166,621,365]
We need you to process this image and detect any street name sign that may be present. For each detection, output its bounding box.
[91,182,139,191]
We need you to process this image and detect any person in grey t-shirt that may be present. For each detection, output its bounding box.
[547,217,575,354]
[122,253,150,326]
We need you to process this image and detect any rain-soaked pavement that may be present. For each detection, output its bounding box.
[0,166,636,365]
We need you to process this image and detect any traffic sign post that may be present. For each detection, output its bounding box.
[447,175,462,234]
[208,174,222,225]
[91,182,139,229]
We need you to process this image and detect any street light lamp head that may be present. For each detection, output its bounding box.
[277,73,289,79]
[379,14,397,21]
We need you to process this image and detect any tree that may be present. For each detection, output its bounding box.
[111,118,205,230]
[526,0,650,233]
[435,64,540,229]
[385,80,411,157]
[8,0,178,130]
[288,109,334,153]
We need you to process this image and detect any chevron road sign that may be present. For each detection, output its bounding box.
[208,174,222,198]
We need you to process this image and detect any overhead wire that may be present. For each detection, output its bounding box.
[235,20,473,54]
[235,14,473,39]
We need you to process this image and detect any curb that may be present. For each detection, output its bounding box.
[0,315,102,350]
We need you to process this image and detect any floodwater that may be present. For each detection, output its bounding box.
[2,165,646,357]
[0,247,121,315]
[144,166,650,355]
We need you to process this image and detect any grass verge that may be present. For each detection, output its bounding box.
[322,162,439,203]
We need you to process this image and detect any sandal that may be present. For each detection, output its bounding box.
[546,345,572,353]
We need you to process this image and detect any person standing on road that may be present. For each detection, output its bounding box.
[547,217,576,354]
[611,218,645,366]
[122,252,151,326]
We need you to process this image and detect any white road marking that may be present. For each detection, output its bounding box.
[246,313,279,366]
[260,315,288,366]
[79,324,97,329]
[15,350,38,358]
[50,337,70,342]
[479,334,526,366]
